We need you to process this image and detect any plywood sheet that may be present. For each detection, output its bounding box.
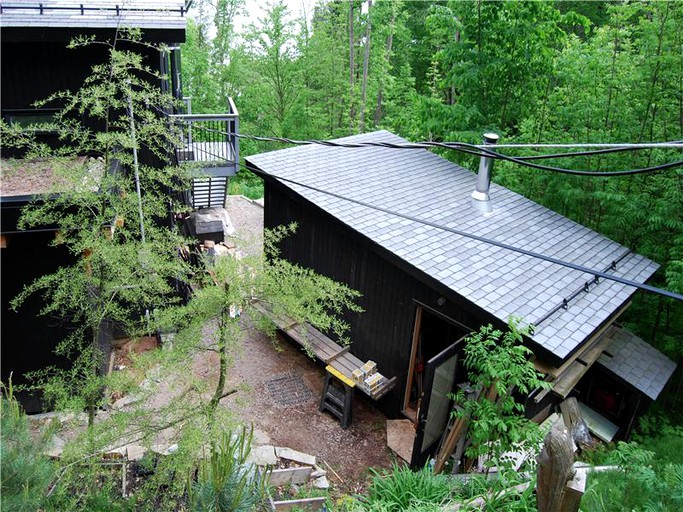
[386,419,415,463]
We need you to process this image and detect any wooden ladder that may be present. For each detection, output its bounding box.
[319,365,355,429]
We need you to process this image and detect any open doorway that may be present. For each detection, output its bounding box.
[402,305,470,466]
[403,306,470,421]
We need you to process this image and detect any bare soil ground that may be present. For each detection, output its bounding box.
[220,196,393,492]
[36,196,393,496]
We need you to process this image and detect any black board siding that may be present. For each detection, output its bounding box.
[263,179,499,417]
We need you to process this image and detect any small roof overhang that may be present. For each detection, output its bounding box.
[598,327,676,400]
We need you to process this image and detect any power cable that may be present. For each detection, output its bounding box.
[174,144,683,302]
[169,120,683,177]
[222,159,682,302]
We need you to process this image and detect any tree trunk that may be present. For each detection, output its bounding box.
[374,5,395,127]
[360,0,372,132]
[560,397,592,451]
[638,2,669,142]
[208,311,229,423]
[349,1,356,130]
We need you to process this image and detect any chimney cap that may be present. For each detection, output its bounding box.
[483,133,500,143]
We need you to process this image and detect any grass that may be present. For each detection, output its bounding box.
[348,464,455,512]
[229,168,263,199]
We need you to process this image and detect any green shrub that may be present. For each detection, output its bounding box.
[190,426,268,512]
[582,442,683,512]
[1,386,55,512]
[229,169,263,199]
[356,464,455,512]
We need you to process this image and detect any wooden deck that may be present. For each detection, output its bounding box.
[252,301,395,400]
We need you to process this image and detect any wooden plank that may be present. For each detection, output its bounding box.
[404,307,423,421]
[326,346,350,364]
[546,310,627,379]
[370,376,396,400]
[268,467,312,486]
[552,327,615,398]
[326,365,355,388]
[561,467,587,512]
[552,361,589,399]
[271,497,327,511]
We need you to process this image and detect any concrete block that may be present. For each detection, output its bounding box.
[248,445,278,466]
[275,447,316,466]
[126,445,147,461]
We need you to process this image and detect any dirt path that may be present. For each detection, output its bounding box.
[222,196,393,491]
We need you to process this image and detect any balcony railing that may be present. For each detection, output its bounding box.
[167,97,239,178]
[167,98,239,209]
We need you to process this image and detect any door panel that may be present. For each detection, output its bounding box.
[411,338,463,467]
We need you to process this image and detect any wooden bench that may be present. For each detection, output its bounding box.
[252,301,395,401]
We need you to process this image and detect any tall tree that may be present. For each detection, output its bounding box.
[359,0,372,132]
[242,1,301,137]
[348,0,357,130]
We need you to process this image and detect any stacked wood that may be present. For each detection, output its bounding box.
[433,383,494,475]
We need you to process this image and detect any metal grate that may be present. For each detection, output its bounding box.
[265,373,313,408]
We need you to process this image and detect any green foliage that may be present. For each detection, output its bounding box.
[0,385,55,512]
[451,319,549,471]
[344,464,537,511]
[354,464,455,511]
[190,426,268,512]
[583,441,683,512]
[3,31,194,430]
[228,168,264,199]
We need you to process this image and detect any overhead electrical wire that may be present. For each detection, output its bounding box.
[169,120,683,177]
[193,154,681,303]
[165,122,683,301]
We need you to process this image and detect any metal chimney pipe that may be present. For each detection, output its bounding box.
[471,132,499,202]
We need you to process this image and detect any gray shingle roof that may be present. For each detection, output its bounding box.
[598,327,676,400]
[0,1,187,30]
[246,130,660,361]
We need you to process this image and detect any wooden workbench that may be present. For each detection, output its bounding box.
[252,301,395,400]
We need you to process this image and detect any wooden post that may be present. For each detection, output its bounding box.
[560,397,592,451]
[536,421,581,512]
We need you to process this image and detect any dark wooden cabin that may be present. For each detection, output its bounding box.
[1,1,239,411]
[247,130,676,466]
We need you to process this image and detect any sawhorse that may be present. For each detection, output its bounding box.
[319,365,355,429]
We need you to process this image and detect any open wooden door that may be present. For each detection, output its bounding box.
[410,338,463,467]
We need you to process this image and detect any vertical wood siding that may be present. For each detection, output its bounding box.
[264,181,496,417]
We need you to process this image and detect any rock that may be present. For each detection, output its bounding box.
[29,411,87,426]
[126,445,147,461]
[311,469,327,479]
[313,475,330,489]
[248,445,278,466]
[102,446,126,459]
[187,207,236,242]
[151,443,178,456]
[275,447,316,467]
[111,394,139,410]
[45,435,65,458]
